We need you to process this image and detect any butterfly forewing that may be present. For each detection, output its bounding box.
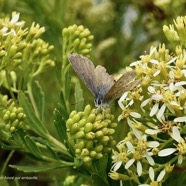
[103,71,139,102]
[68,54,97,97]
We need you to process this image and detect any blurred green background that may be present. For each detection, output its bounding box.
[1,0,186,185]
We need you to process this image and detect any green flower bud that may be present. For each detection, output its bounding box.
[81,148,89,156]
[83,156,91,162]
[76,140,85,150]
[75,149,81,155]
[87,113,96,123]
[95,113,103,122]
[66,118,74,128]
[85,132,95,140]
[78,118,87,127]
[95,130,104,138]
[100,136,110,143]
[10,127,16,133]
[74,131,85,139]
[94,145,103,152]
[84,122,93,133]
[72,113,81,123]
[95,153,103,159]
[70,123,80,134]
[108,122,117,128]
[85,140,93,149]
[90,151,97,158]
[10,113,16,121]
[69,110,77,118]
[84,105,91,115]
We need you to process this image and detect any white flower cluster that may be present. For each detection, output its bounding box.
[110,44,186,185]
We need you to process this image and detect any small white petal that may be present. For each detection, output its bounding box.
[126,141,135,153]
[112,161,122,171]
[168,57,177,64]
[157,103,166,119]
[11,13,20,23]
[175,81,186,86]
[130,112,141,118]
[148,141,159,148]
[169,82,175,91]
[133,128,141,140]
[171,126,182,142]
[150,59,159,64]
[130,60,141,66]
[150,47,157,55]
[152,94,163,100]
[141,98,151,108]
[174,116,186,122]
[158,148,177,156]
[153,70,161,77]
[148,86,155,93]
[178,154,183,164]
[145,129,160,135]
[157,169,166,182]
[137,161,142,176]
[150,102,159,116]
[125,158,135,169]
[149,167,155,181]
[146,153,154,165]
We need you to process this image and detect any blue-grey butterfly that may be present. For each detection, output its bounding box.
[68,54,141,107]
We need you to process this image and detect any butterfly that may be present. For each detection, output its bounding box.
[68,53,141,108]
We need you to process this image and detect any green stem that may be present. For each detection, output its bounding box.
[27,81,40,119]
[0,150,15,176]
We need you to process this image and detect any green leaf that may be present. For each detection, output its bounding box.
[9,164,68,173]
[74,81,84,112]
[18,91,48,137]
[24,135,43,158]
[59,92,69,120]
[65,70,71,102]
[53,108,67,141]
[33,81,45,122]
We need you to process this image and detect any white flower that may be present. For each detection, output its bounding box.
[139,167,166,186]
[124,130,159,176]
[158,126,186,164]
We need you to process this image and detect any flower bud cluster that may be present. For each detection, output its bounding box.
[66,105,117,162]
[0,12,55,90]
[62,24,93,56]
[2,101,26,133]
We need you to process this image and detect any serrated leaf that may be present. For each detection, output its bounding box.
[18,91,48,137]
[24,136,43,158]
[53,108,67,141]
[59,92,69,120]
[9,164,67,173]
[33,81,45,122]
[74,81,84,112]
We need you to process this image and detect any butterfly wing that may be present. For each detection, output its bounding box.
[103,71,140,103]
[94,65,115,99]
[68,54,97,97]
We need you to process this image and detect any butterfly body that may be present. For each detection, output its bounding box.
[68,54,140,108]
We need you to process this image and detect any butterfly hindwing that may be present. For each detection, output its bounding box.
[103,71,140,102]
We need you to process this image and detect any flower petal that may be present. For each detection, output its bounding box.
[125,158,135,169]
[174,116,186,122]
[158,148,177,156]
[157,169,166,182]
[146,153,154,166]
[150,102,159,116]
[149,167,155,181]
[137,161,142,176]
[147,141,159,148]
